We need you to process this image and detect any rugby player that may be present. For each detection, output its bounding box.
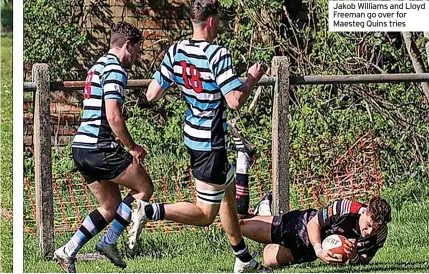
[141,0,268,272]
[240,192,392,268]
[53,22,153,272]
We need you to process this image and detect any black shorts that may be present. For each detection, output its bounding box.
[72,145,133,184]
[187,147,230,185]
[271,210,318,264]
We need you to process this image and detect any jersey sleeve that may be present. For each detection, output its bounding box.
[102,61,127,104]
[153,45,175,89]
[318,199,363,229]
[209,47,242,96]
[355,225,388,264]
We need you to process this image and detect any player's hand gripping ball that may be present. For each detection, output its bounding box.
[322,234,349,263]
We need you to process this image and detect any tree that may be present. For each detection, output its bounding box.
[402,32,429,103]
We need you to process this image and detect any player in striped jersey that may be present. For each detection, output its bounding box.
[240,194,391,267]
[53,22,154,273]
[139,0,267,272]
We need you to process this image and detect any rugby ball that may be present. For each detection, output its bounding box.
[321,234,349,263]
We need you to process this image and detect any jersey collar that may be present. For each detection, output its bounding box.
[106,52,122,65]
[189,38,209,44]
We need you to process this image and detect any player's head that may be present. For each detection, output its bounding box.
[359,197,391,237]
[110,21,142,68]
[190,0,221,40]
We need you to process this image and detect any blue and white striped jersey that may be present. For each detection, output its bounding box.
[72,53,127,149]
[153,39,243,151]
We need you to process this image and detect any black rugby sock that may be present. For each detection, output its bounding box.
[232,238,253,262]
[145,203,165,221]
[235,173,250,214]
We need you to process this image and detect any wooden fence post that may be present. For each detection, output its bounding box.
[33,63,54,259]
[271,57,290,215]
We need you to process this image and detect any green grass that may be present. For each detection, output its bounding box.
[0,33,13,273]
[23,199,429,272]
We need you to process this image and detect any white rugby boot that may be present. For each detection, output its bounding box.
[234,257,272,273]
[53,246,77,273]
[127,200,148,254]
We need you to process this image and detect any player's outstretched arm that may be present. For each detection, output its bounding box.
[307,215,343,264]
[307,215,324,260]
[224,63,264,110]
[146,79,170,102]
[147,44,175,102]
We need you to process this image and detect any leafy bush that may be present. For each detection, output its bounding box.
[126,94,188,157]
[24,0,86,79]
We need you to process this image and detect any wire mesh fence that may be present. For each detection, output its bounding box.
[24,131,382,236]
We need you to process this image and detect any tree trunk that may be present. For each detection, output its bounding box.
[402,32,429,103]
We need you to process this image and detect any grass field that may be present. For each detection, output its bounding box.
[0,33,13,273]
[23,197,429,272]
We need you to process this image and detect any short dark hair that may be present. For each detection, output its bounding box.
[190,0,220,24]
[367,197,392,226]
[110,21,142,48]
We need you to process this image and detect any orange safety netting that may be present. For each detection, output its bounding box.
[24,159,268,236]
[291,131,383,210]
[24,131,382,236]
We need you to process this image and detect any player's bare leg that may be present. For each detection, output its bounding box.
[262,244,295,268]
[238,214,295,268]
[142,166,268,272]
[238,215,274,244]
[220,183,243,245]
[220,184,271,272]
[100,157,153,258]
[54,181,121,273]
[141,178,223,226]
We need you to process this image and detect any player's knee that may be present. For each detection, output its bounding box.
[142,180,154,196]
[193,206,217,226]
[195,185,223,225]
[238,219,250,237]
[134,177,154,199]
[263,253,279,268]
[263,245,280,268]
[199,213,216,226]
[145,175,153,186]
